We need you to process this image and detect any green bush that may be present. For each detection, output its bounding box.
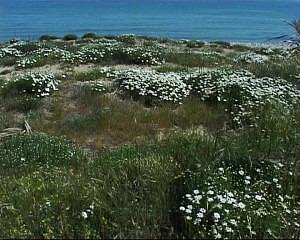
[1,73,59,98]
[210,41,231,47]
[39,35,60,41]
[63,34,78,41]
[82,32,98,39]
[186,41,205,48]
[116,34,136,45]
[14,42,40,53]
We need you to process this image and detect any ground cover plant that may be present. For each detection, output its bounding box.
[0,34,299,238]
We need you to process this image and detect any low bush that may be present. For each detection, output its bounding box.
[186,41,205,48]
[1,73,59,98]
[82,32,98,39]
[117,69,191,105]
[188,69,300,127]
[63,34,78,41]
[39,35,60,41]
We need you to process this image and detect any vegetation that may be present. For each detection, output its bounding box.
[82,32,98,39]
[63,34,78,41]
[39,35,60,41]
[0,33,299,238]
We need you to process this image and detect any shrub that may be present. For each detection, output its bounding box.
[186,41,205,48]
[210,41,231,47]
[234,51,269,64]
[82,32,98,39]
[1,73,59,98]
[188,69,300,127]
[16,56,48,69]
[117,69,191,104]
[39,35,60,41]
[14,42,40,53]
[63,34,78,41]
[116,34,136,45]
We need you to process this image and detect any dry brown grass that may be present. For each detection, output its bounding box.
[27,82,226,149]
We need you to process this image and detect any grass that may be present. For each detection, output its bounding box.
[0,35,300,238]
[165,52,229,68]
[28,91,225,148]
[156,64,189,73]
[0,56,17,66]
[0,105,299,238]
[244,61,300,84]
[73,69,108,82]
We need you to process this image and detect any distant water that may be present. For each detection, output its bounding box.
[0,0,300,42]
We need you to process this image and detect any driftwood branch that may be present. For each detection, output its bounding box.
[0,120,32,139]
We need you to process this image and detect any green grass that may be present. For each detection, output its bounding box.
[1,95,43,113]
[0,105,299,238]
[73,69,108,82]
[0,56,17,66]
[156,64,189,73]
[165,52,229,68]
[243,61,300,84]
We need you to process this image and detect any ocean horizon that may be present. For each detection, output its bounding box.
[0,0,300,43]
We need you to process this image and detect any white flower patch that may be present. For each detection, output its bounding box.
[0,47,23,58]
[179,162,300,239]
[58,43,165,65]
[90,81,108,93]
[188,69,300,126]
[3,73,60,97]
[234,51,269,64]
[117,69,191,103]
[16,57,39,68]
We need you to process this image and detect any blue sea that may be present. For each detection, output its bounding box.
[0,0,299,42]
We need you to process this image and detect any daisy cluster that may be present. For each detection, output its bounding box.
[234,51,269,64]
[16,57,40,68]
[179,161,300,238]
[90,81,108,93]
[15,47,71,68]
[1,73,59,97]
[0,46,23,58]
[116,69,191,103]
[279,47,300,58]
[121,46,165,65]
[9,40,165,67]
[188,69,300,126]
[61,47,110,64]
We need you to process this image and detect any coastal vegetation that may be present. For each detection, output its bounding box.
[0,34,299,238]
